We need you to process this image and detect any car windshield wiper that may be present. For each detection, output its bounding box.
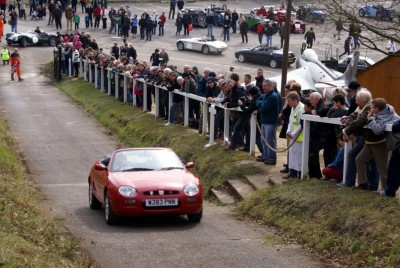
[159,167,184,171]
[122,168,154,172]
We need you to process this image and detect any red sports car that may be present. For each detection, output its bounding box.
[88,148,203,225]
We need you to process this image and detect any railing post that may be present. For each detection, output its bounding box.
[154,85,160,118]
[223,109,230,145]
[83,60,87,81]
[79,60,83,78]
[95,65,99,88]
[205,104,217,148]
[115,72,119,100]
[184,94,189,127]
[300,119,310,180]
[100,66,105,92]
[68,58,72,77]
[107,69,111,95]
[342,141,353,185]
[249,112,257,156]
[89,62,93,83]
[123,75,128,103]
[168,91,173,122]
[201,102,208,135]
[132,78,137,107]
[143,81,148,112]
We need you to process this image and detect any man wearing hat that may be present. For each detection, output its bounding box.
[346,81,361,115]
[10,48,23,81]
[1,46,10,65]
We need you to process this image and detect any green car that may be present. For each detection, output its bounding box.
[244,14,278,33]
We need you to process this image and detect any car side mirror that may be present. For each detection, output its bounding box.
[186,162,195,169]
[94,162,107,171]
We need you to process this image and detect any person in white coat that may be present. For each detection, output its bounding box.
[386,39,396,54]
[286,91,305,179]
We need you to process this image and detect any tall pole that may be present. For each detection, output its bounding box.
[280,0,292,97]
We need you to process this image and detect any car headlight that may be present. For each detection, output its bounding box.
[184,183,199,196]
[118,186,137,197]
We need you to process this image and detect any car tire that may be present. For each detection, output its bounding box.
[359,9,365,17]
[269,59,279,68]
[105,191,118,225]
[238,54,246,63]
[177,41,185,51]
[187,209,203,223]
[49,36,56,46]
[89,180,102,209]
[201,45,210,55]
[197,14,206,26]
[20,37,27,47]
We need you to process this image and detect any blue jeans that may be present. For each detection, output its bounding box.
[261,123,277,162]
[207,24,213,37]
[168,101,184,124]
[266,35,272,46]
[158,25,164,36]
[11,23,17,33]
[223,29,229,41]
[231,22,236,33]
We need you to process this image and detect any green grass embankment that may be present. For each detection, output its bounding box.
[0,114,92,266]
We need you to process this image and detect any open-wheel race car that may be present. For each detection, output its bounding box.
[6,31,58,47]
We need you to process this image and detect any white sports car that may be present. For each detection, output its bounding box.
[176,36,228,55]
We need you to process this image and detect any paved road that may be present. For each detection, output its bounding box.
[1,1,387,267]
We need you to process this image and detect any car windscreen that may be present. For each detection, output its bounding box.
[110,149,184,172]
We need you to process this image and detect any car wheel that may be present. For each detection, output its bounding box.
[197,14,206,26]
[177,41,185,51]
[187,209,203,223]
[201,45,210,55]
[359,9,365,17]
[269,59,279,68]
[20,37,27,47]
[49,36,56,46]
[89,180,102,209]
[238,54,246,63]
[105,191,118,225]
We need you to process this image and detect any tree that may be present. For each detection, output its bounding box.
[312,0,400,55]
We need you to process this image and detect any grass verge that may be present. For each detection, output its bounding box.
[237,180,400,267]
[0,114,92,266]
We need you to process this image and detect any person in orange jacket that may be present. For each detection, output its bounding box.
[0,14,4,42]
[10,48,23,81]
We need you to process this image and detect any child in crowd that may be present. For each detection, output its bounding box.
[322,133,345,182]
[85,13,90,28]
[31,9,38,20]
[73,13,80,30]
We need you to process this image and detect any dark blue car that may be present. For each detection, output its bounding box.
[358,4,396,20]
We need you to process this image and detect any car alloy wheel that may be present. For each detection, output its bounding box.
[89,181,101,209]
[187,209,203,223]
[20,37,27,47]
[49,36,56,46]
[269,59,279,68]
[238,54,245,63]
[202,45,210,55]
[105,192,118,225]
[177,41,185,51]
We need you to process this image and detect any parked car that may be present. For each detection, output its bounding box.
[176,36,227,55]
[6,31,58,47]
[337,55,375,73]
[235,44,296,68]
[88,148,203,225]
[184,4,227,27]
[274,8,306,33]
[358,3,396,20]
[300,4,326,23]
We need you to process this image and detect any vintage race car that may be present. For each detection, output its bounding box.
[358,3,396,20]
[274,8,306,33]
[176,36,227,55]
[235,44,296,68]
[297,4,326,23]
[6,31,57,47]
[88,148,203,225]
[184,4,227,27]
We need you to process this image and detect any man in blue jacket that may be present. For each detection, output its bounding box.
[256,79,279,165]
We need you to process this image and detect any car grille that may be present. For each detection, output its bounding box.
[143,190,179,196]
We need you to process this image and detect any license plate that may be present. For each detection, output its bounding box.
[288,59,294,63]
[145,198,178,207]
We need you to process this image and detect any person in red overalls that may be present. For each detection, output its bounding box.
[10,47,23,81]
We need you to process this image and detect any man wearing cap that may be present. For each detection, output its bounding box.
[346,81,360,115]
[10,48,23,81]
[1,46,10,65]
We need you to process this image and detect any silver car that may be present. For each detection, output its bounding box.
[176,36,228,55]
